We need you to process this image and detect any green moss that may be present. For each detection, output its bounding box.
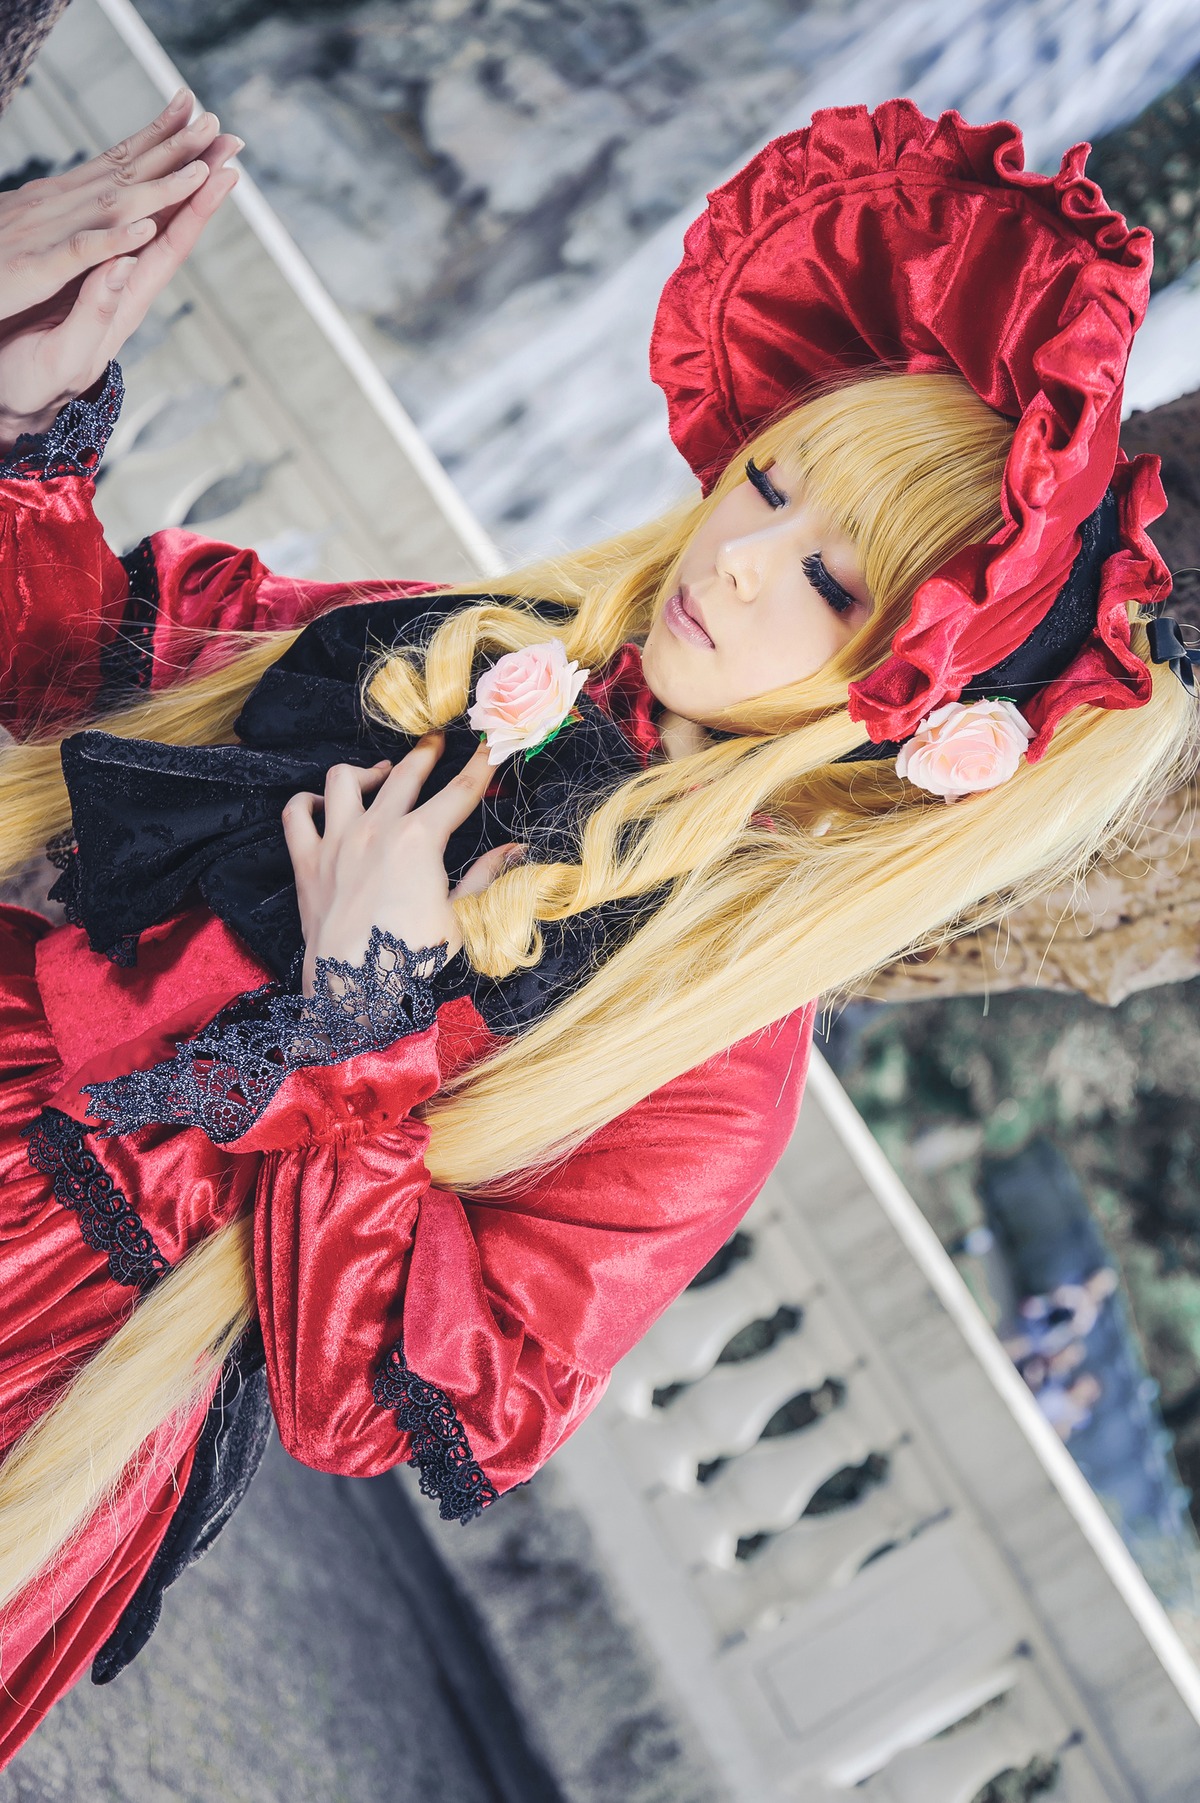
[833,977,1200,1527]
[1087,62,1200,290]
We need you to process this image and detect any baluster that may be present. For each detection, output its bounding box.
[695,1452,932,1634]
[851,1685,1048,1803]
[653,1407,880,1566]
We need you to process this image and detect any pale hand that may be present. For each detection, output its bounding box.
[0,89,241,450]
[282,737,521,995]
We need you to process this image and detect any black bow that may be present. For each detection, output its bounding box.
[1146,615,1200,692]
[56,595,650,1031]
[840,489,1121,764]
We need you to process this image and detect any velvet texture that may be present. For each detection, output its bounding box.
[650,100,1172,756]
[0,470,815,1762]
[55,605,658,1029]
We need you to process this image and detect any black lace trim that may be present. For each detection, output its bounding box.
[841,489,1122,765]
[99,537,159,702]
[83,928,448,1143]
[93,1329,272,1684]
[373,1341,500,1524]
[0,362,124,480]
[46,830,138,964]
[24,1106,169,1293]
[46,830,82,924]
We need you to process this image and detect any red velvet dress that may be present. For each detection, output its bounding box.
[0,400,813,1760]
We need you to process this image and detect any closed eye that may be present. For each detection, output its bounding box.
[746,458,787,509]
[803,552,858,617]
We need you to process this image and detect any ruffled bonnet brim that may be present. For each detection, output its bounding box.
[650,100,1172,756]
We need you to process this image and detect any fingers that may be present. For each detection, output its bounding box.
[108,146,239,316]
[450,844,526,900]
[96,89,197,179]
[129,142,239,263]
[43,161,212,272]
[55,143,241,368]
[19,254,141,410]
[7,104,233,296]
[370,734,449,815]
[86,156,213,230]
[408,742,494,844]
[281,768,389,876]
[49,214,159,269]
[194,133,244,190]
[112,106,223,188]
[51,90,195,197]
[1,213,153,325]
[0,160,210,325]
[320,759,395,833]
[48,109,218,230]
[281,789,322,871]
[49,254,139,376]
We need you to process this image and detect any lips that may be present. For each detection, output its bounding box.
[664,588,715,650]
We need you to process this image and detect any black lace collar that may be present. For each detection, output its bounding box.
[55,594,653,1034]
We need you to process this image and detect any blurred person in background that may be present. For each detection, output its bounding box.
[0,89,1192,1759]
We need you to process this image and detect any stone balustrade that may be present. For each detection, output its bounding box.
[551,1059,1200,1799]
[6,7,1200,1798]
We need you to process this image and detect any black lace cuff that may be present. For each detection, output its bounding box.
[83,928,448,1143]
[24,1107,169,1293]
[373,1341,500,1524]
[0,362,124,480]
[46,830,139,966]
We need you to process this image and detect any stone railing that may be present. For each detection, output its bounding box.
[0,0,495,590]
[7,7,1200,1799]
[551,1057,1200,1800]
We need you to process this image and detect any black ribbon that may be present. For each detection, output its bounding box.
[56,592,652,1033]
[1146,615,1200,691]
[842,488,1121,763]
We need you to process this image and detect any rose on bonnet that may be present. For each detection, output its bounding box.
[895,697,1034,801]
[468,639,590,766]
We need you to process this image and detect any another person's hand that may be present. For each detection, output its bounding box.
[282,737,520,995]
[0,89,241,450]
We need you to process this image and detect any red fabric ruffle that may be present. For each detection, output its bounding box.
[650,99,1170,752]
[584,642,661,766]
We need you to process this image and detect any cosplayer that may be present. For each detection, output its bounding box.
[0,90,1192,1756]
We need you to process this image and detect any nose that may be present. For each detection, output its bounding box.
[715,529,765,603]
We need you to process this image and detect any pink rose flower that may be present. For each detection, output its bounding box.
[468,639,590,766]
[895,698,1034,801]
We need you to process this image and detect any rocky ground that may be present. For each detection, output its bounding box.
[0,1438,718,1803]
[127,0,1200,1545]
[128,0,1200,562]
[1088,62,1200,292]
[0,1441,509,1803]
[9,8,1200,1788]
[132,0,870,424]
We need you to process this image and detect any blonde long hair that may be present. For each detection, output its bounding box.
[1,372,1193,1616]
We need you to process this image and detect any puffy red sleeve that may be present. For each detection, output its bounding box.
[0,368,436,738]
[234,1002,814,1519]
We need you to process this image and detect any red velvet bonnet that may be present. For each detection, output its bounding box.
[649,99,1172,758]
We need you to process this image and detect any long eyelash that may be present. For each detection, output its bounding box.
[803,552,857,616]
[745,458,787,509]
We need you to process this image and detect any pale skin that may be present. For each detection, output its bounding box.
[0,102,874,991]
[0,89,242,446]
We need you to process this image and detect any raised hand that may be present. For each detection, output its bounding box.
[282,738,521,994]
[0,89,241,449]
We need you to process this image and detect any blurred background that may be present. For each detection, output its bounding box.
[125,0,1200,1584]
[4,3,1200,1799]
[123,0,1200,563]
